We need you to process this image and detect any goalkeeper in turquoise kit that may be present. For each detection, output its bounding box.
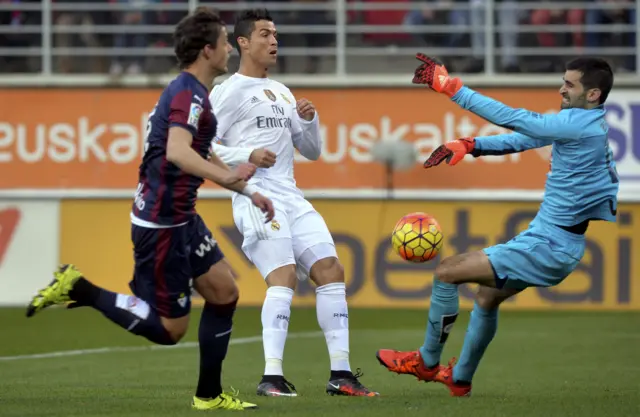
[377,56,619,396]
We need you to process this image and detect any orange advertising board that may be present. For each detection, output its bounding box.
[0,88,560,190]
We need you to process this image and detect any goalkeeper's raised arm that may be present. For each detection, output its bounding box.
[423,133,552,168]
[412,54,612,142]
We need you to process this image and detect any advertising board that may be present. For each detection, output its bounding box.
[1,88,638,197]
[59,199,640,311]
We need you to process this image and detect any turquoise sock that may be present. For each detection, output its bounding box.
[419,279,459,368]
[453,302,498,383]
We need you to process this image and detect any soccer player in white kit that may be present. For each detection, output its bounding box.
[208,8,378,398]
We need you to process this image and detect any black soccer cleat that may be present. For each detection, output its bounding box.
[256,375,298,397]
[326,369,379,397]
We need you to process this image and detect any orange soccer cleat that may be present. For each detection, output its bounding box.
[434,358,472,397]
[376,349,442,382]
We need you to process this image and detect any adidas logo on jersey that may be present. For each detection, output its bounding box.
[250,96,260,104]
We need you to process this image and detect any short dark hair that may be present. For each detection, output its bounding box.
[565,57,614,105]
[173,7,225,69]
[233,8,273,54]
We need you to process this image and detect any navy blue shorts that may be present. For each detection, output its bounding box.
[130,214,224,318]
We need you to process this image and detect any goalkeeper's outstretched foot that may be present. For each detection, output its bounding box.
[376,349,442,382]
[26,264,83,317]
[434,358,473,397]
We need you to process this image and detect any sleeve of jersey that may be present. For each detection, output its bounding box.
[208,86,254,166]
[291,111,322,161]
[209,142,253,166]
[472,132,553,157]
[209,85,241,140]
[168,89,200,137]
[451,86,579,141]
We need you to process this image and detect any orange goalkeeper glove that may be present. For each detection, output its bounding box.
[412,54,463,98]
[424,137,475,168]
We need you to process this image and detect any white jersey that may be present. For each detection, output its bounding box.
[209,73,335,280]
[208,73,322,198]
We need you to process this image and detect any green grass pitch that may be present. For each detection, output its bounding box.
[1,307,639,417]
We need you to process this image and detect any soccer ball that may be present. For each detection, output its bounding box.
[391,212,443,263]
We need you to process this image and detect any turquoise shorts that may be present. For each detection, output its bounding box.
[483,217,586,290]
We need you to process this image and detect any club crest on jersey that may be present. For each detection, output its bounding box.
[280,93,291,104]
[264,89,277,102]
[177,292,189,308]
[271,220,280,231]
[188,102,203,128]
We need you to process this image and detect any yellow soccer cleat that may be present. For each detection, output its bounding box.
[26,264,83,318]
[192,391,258,411]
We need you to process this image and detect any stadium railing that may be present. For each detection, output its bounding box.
[0,0,639,87]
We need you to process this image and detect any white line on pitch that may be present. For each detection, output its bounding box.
[0,331,322,362]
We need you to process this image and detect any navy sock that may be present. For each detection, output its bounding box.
[69,278,175,345]
[419,278,459,368]
[195,300,237,399]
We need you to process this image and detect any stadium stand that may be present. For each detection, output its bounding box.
[0,0,636,75]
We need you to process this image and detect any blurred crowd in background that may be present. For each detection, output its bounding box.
[0,0,636,75]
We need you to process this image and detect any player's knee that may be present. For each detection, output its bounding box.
[310,257,344,286]
[166,329,186,344]
[266,265,298,289]
[475,291,502,310]
[161,316,189,343]
[475,286,518,310]
[434,256,457,284]
[217,280,239,305]
[195,259,240,305]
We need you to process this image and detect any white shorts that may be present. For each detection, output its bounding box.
[232,184,337,279]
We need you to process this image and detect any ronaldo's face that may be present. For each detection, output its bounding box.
[248,20,278,67]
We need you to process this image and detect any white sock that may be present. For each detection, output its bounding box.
[261,286,294,376]
[316,282,351,372]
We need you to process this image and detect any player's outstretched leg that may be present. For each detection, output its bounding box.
[191,259,257,411]
[377,251,496,389]
[27,264,177,345]
[376,275,457,382]
[308,256,378,397]
[435,286,519,397]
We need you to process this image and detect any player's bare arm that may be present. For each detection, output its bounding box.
[207,146,275,222]
[167,126,256,189]
[207,147,262,188]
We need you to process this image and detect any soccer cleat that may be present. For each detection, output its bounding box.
[26,264,83,318]
[434,358,472,397]
[376,349,442,382]
[326,369,379,397]
[256,376,298,397]
[192,391,258,411]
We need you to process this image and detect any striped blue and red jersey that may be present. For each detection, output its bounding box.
[132,72,216,226]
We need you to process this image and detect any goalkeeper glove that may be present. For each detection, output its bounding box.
[424,138,476,168]
[412,54,463,98]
